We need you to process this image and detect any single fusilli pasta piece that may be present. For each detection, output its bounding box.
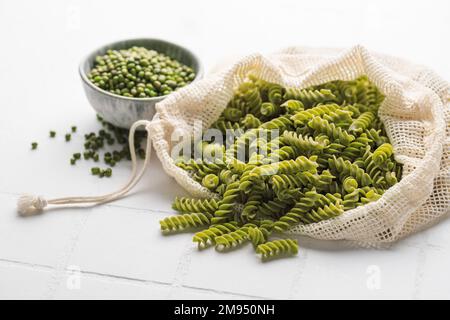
[284,88,336,107]
[308,116,355,145]
[160,212,213,233]
[328,155,372,186]
[193,222,239,249]
[172,197,220,214]
[256,239,299,260]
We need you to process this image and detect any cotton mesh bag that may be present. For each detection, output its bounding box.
[18,45,450,246]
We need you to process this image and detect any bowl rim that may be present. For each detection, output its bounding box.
[79,37,203,102]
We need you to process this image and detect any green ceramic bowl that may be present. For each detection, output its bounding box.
[79,38,203,129]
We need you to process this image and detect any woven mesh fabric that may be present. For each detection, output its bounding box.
[148,45,449,245]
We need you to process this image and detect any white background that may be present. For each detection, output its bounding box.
[0,0,449,299]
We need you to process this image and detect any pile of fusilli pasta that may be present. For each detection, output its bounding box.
[160,75,402,261]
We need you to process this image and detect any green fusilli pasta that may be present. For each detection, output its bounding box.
[373,143,394,165]
[349,112,375,133]
[256,239,299,260]
[308,116,355,145]
[328,155,372,186]
[162,75,402,262]
[284,88,336,107]
[172,197,219,214]
[280,131,327,154]
[215,224,256,251]
[160,212,213,233]
[193,222,239,249]
[291,103,340,125]
[280,99,304,114]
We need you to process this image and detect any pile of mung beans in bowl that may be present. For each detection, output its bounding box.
[79,38,203,129]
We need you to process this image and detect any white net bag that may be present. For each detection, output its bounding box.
[18,45,449,247]
[149,45,449,245]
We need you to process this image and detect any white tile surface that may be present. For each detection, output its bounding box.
[290,242,422,299]
[0,193,90,267]
[183,246,301,299]
[415,247,450,300]
[53,271,171,300]
[0,263,52,299]
[0,0,449,300]
[68,205,190,284]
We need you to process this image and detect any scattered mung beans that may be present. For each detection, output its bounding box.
[30,115,148,178]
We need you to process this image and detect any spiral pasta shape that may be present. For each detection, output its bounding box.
[341,133,371,161]
[241,191,264,222]
[160,212,213,233]
[342,189,360,210]
[260,115,294,132]
[222,108,243,123]
[316,143,346,168]
[262,145,298,165]
[258,198,293,220]
[272,190,321,231]
[172,197,220,214]
[166,75,400,261]
[218,169,239,185]
[241,113,262,129]
[251,155,319,177]
[373,143,394,165]
[202,174,219,190]
[238,155,265,193]
[343,177,359,193]
[349,111,375,133]
[242,85,263,117]
[211,119,242,134]
[256,239,299,260]
[301,202,344,224]
[271,170,335,197]
[342,104,361,118]
[328,156,372,186]
[193,222,239,248]
[260,102,281,117]
[359,188,382,205]
[268,84,283,105]
[284,88,336,107]
[281,131,327,154]
[178,158,226,180]
[215,224,256,251]
[308,116,355,145]
[365,128,389,147]
[247,222,273,246]
[213,181,241,222]
[323,109,354,128]
[291,103,340,125]
[356,146,385,186]
[280,99,304,114]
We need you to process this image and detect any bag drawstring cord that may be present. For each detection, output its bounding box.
[17,119,153,215]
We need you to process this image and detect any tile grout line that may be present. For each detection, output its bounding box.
[166,241,195,299]
[0,257,55,271]
[180,284,268,300]
[411,233,429,300]
[0,256,268,300]
[43,210,91,299]
[80,269,267,299]
[287,244,309,299]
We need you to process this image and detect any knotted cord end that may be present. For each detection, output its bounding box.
[17,194,47,216]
